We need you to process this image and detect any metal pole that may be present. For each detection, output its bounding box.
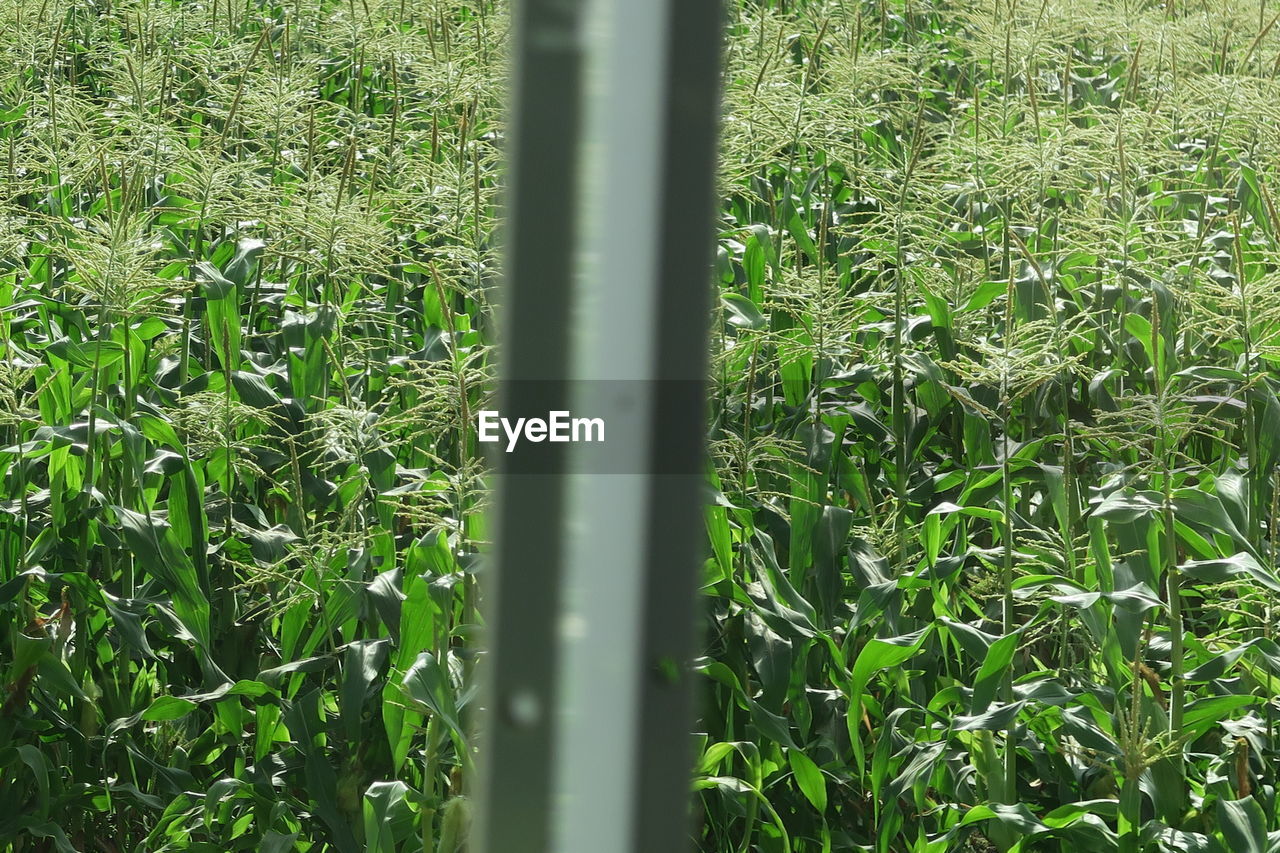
[473,2,585,853]
[476,0,723,849]
[554,2,724,852]
[631,3,726,847]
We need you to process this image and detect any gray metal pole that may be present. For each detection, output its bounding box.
[473,3,585,853]
[631,3,726,847]
[554,2,724,852]
[476,0,722,850]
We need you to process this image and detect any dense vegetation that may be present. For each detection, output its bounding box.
[4,0,1280,850]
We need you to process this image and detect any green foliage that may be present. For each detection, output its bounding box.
[0,0,495,848]
[699,0,1280,850]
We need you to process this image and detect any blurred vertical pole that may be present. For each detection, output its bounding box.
[478,0,723,849]
[554,2,724,853]
[629,2,725,848]
[472,2,585,853]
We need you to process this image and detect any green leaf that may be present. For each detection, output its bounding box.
[1173,489,1260,560]
[722,293,766,330]
[1181,553,1280,593]
[403,652,466,749]
[954,700,1027,731]
[114,507,225,684]
[1218,796,1266,853]
[849,627,931,774]
[225,237,266,286]
[362,780,412,853]
[961,280,1008,312]
[972,632,1019,713]
[1092,489,1161,523]
[788,748,827,812]
[748,699,797,749]
[785,204,818,260]
[141,696,198,722]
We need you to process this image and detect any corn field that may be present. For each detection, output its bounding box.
[3,0,1280,850]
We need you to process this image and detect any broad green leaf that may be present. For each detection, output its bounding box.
[1218,796,1266,853]
[788,748,827,812]
[141,696,198,722]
